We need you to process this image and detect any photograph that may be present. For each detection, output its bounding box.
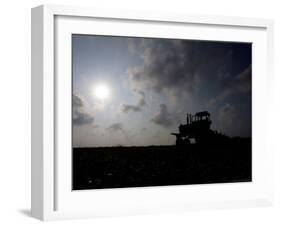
[72,34,252,190]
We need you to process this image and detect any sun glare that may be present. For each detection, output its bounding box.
[94,84,110,100]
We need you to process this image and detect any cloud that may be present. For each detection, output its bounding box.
[122,90,146,113]
[128,40,197,95]
[73,111,95,126]
[73,94,94,126]
[207,65,251,108]
[127,39,236,98]
[106,123,124,132]
[218,103,237,128]
[216,102,250,137]
[73,93,84,108]
[151,104,173,128]
[235,65,251,93]
[221,65,251,97]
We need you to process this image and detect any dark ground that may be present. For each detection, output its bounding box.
[72,138,251,190]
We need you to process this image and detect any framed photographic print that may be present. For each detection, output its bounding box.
[31,4,274,221]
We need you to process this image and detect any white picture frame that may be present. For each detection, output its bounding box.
[31,4,274,221]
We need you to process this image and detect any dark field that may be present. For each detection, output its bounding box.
[73,138,251,190]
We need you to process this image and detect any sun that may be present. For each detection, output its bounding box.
[93,84,110,100]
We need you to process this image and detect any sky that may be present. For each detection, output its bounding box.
[72,34,252,147]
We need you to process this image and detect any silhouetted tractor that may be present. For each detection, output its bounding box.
[171,111,228,146]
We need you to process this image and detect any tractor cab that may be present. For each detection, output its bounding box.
[171,111,212,146]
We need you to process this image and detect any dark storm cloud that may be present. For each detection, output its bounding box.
[151,104,173,128]
[128,39,232,96]
[218,103,237,127]
[106,123,125,132]
[217,103,240,137]
[207,65,251,107]
[73,94,94,126]
[221,64,251,97]
[122,90,146,113]
[128,39,251,110]
[215,101,251,137]
[128,39,197,94]
[235,65,251,93]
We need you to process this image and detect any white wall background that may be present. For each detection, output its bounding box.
[0,0,280,224]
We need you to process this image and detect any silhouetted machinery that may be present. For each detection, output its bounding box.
[171,111,228,146]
